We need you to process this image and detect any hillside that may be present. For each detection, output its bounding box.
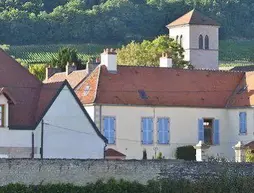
[6,40,254,66]
[0,0,254,45]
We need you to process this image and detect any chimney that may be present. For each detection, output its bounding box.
[101,48,117,72]
[45,66,61,80]
[66,62,77,75]
[160,53,173,68]
[86,59,93,74]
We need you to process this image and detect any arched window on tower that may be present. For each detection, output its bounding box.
[205,35,209,50]
[199,35,203,49]
[180,35,183,46]
[176,35,179,43]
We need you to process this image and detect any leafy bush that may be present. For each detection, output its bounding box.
[175,145,196,161]
[246,149,254,162]
[1,177,254,193]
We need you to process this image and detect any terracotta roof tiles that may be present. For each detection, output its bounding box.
[167,9,219,27]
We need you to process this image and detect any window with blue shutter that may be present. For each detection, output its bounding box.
[213,119,220,145]
[141,118,153,144]
[103,116,116,144]
[198,119,204,142]
[157,118,170,144]
[239,112,247,134]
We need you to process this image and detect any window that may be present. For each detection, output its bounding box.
[157,118,170,144]
[239,112,247,134]
[141,117,153,144]
[198,118,219,145]
[199,35,203,49]
[138,90,148,99]
[180,35,183,46]
[0,105,4,127]
[205,35,209,49]
[84,85,90,96]
[103,116,116,144]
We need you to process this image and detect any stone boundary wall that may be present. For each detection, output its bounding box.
[0,159,253,186]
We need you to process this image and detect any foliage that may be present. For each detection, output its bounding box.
[117,35,188,68]
[0,44,10,51]
[175,145,196,161]
[0,0,253,45]
[50,47,82,71]
[28,64,46,81]
[142,149,147,160]
[246,149,254,162]
[156,152,163,160]
[1,177,254,193]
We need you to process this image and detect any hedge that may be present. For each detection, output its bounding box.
[175,145,196,161]
[1,177,254,193]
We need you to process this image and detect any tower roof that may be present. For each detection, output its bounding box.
[167,9,220,27]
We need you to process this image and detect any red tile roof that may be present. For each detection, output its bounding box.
[45,70,88,89]
[105,148,126,157]
[76,65,248,108]
[0,49,66,129]
[167,9,219,27]
[244,141,254,149]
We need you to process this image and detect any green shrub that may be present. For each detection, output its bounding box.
[246,149,254,162]
[175,145,196,161]
[1,177,254,193]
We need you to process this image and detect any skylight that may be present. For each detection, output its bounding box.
[237,85,247,94]
[138,90,148,99]
[84,85,90,96]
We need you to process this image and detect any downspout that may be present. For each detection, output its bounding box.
[104,143,107,159]
[31,132,34,159]
[40,119,44,159]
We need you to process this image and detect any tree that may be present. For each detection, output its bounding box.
[50,47,83,71]
[245,149,254,162]
[117,35,188,68]
[28,64,46,81]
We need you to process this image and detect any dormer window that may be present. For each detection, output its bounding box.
[0,105,5,127]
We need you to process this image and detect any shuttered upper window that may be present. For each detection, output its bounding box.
[103,116,116,144]
[0,105,4,127]
[239,112,247,134]
[157,118,170,144]
[141,117,153,144]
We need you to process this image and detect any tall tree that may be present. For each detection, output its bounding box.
[117,35,189,68]
[50,47,83,71]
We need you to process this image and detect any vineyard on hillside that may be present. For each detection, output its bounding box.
[6,44,118,64]
[3,40,254,66]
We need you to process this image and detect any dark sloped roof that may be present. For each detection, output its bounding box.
[167,9,219,27]
[105,148,126,157]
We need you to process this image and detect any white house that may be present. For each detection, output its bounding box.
[0,49,107,159]
[45,10,254,160]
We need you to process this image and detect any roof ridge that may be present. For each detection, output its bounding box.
[92,65,102,103]
[116,65,243,74]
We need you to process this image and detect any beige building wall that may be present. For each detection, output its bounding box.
[92,105,236,160]
[169,24,219,70]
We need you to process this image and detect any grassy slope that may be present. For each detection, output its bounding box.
[6,40,254,66]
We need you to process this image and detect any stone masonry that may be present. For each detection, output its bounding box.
[0,159,253,186]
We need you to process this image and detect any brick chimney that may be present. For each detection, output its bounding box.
[160,53,173,68]
[101,48,117,72]
[45,66,61,80]
[66,62,77,75]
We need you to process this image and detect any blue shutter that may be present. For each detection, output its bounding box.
[103,117,115,144]
[239,112,247,134]
[142,118,147,144]
[198,119,204,142]
[148,118,153,144]
[142,118,153,144]
[109,117,116,144]
[213,119,220,145]
[157,118,169,144]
